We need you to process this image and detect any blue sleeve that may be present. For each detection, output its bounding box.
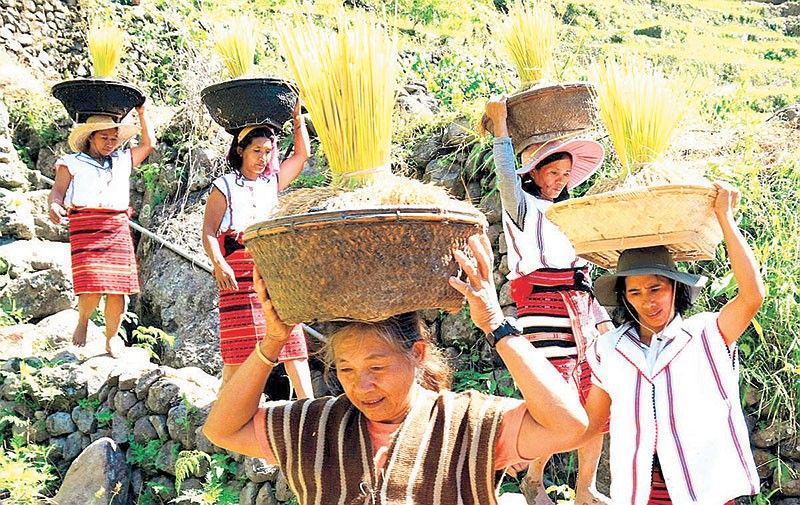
[492,137,528,228]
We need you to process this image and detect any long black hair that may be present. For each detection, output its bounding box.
[611,276,693,327]
[520,151,572,202]
[226,126,277,171]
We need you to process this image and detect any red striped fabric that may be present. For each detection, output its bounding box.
[68,207,139,295]
[217,235,308,365]
[648,459,735,504]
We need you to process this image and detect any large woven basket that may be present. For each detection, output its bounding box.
[242,206,488,324]
[201,77,296,133]
[52,79,145,123]
[481,82,597,154]
[545,185,723,269]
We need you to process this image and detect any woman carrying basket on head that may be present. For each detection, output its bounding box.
[581,182,764,504]
[48,102,154,357]
[484,96,613,505]
[201,100,314,396]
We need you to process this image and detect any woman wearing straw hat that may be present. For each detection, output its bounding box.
[203,234,590,505]
[485,96,612,505]
[581,182,764,504]
[201,100,313,397]
[48,103,154,356]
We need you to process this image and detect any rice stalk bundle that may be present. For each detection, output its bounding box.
[87,21,124,78]
[593,58,686,178]
[497,0,558,87]
[277,11,397,188]
[214,17,259,79]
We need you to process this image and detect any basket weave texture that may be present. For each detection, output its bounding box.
[201,77,297,133]
[243,206,488,324]
[52,79,145,123]
[481,82,597,154]
[545,185,723,269]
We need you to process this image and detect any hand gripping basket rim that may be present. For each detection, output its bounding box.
[545,184,723,269]
[242,205,489,324]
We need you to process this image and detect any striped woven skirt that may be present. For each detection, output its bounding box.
[68,207,139,295]
[648,455,735,504]
[217,234,308,365]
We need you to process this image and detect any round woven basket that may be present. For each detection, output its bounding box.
[545,185,723,269]
[242,206,488,324]
[52,79,145,123]
[201,77,297,133]
[481,82,597,154]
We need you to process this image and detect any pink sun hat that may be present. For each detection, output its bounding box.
[516,138,605,191]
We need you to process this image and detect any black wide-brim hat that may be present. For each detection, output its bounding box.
[594,246,707,306]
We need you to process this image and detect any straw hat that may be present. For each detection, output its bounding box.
[594,246,707,306]
[67,115,140,153]
[517,138,604,191]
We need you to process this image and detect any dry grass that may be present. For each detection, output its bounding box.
[497,0,558,88]
[87,21,124,78]
[213,17,259,79]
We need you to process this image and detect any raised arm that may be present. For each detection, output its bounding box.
[202,268,291,462]
[130,102,154,167]
[449,235,588,458]
[277,99,311,191]
[715,181,766,345]
[485,96,526,227]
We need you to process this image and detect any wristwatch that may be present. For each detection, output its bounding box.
[484,317,522,347]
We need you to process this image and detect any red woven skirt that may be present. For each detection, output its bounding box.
[217,236,308,365]
[648,456,734,504]
[68,208,140,295]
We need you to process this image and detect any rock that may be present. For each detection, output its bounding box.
[0,324,40,359]
[479,191,502,224]
[499,254,509,276]
[27,189,69,241]
[34,140,69,179]
[187,147,215,192]
[244,457,280,483]
[0,188,36,238]
[146,378,182,414]
[780,438,800,459]
[195,424,219,454]
[786,16,800,37]
[752,448,774,479]
[634,25,663,38]
[49,435,67,460]
[126,400,147,422]
[149,414,169,440]
[34,363,88,410]
[769,103,800,128]
[240,481,259,505]
[54,438,130,505]
[498,231,507,254]
[134,368,165,400]
[0,238,71,275]
[499,281,512,307]
[409,135,443,170]
[89,428,112,443]
[167,398,210,449]
[255,482,278,505]
[72,405,97,434]
[423,156,466,198]
[781,478,800,497]
[132,416,158,444]
[156,439,181,475]
[439,312,476,345]
[46,411,76,436]
[0,266,73,320]
[111,412,130,443]
[398,94,434,120]
[63,430,89,461]
[442,118,478,147]
[113,390,138,414]
[274,472,294,502]
[752,420,796,448]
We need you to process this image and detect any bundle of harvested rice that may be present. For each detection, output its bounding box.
[276,10,397,189]
[87,21,124,78]
[497,0,558,88]
[214,17,259,79]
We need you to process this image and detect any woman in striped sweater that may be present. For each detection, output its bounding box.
[485,96,613,505]
[204,235,590,505]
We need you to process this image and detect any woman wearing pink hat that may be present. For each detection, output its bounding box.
[485,96,612,505]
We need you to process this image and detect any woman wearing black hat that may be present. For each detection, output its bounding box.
[582,182,765,504]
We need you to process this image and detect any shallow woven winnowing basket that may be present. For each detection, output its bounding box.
[242,206,488,324]
[481,82,597,154]
[545,185,723,269]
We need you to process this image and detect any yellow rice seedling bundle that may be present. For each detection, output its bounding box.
[214,17,259,79]
[277,11,397,189]
[593,58,686,179]
[497,1,558,87]
[87,21,124,78]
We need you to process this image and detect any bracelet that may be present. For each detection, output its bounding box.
[254,342,279,367]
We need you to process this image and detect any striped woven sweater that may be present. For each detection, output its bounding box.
[264,388,511,505]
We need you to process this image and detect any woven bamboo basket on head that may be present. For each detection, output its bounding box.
[243,206,488,324]
[545,185,723,269]
[481,82,597,154]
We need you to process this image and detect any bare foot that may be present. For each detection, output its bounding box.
[72,325,88,347]
[520,475,555,505]
[106,336,126,358]
[575,488,611,505]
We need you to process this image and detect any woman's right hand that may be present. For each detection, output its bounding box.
[253,267,292,345]
[49,202,67,225]
[485,96,509,137]
[449,234,505,334]
[213,261,239,291]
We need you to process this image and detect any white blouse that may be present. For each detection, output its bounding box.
[212,172,279,235]
[59,149,132,211]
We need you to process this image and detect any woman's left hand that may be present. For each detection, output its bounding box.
[713,181,740,218]
[253,267,292,345]
[449,234,505,334]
